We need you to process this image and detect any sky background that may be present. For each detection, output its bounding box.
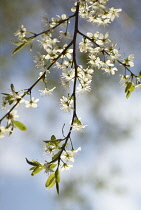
[1,0,141,210]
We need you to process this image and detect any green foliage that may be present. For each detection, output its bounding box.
[26,158,43,176]
[45,172,56,188]
[11,42,27,55]
[125,82,135,99]
[45,168,60,194]
[138,71,141,77]
[50,164,57,169]
[13,120,27,131]
[44,135,63,147]
[11,37,35,55]
[52,151,61,161]
[10,40,25,46]
[31,166,43,176]
[55,168,60,183]
[25,158,41,166]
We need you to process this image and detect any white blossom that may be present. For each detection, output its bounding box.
[39,87,56,96]
[59,31,71,39]
[79,38,93,52]
[6,110,19,123]
[14,25,27,40]
[43,163,54,174]
[71,118,87,132]
[25,97,39,108]
[102,60,118,75]
[0,126,7,138]
[122,54,134,67]
[60,96,73,112]
[61,147,81,162]
[61,163,73,171]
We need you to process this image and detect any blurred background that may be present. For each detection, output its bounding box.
[1,0,141,209]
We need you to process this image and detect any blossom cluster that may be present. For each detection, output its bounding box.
[0,0,139,193]
[72,0,122,26]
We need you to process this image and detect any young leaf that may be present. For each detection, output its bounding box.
[45,172,55,188]
[31,166,43,176]
[126,90,131,99]
[29,166,36,171]
[25,158,41,167]
[11,42,27,55]
[125,82,135,93]
[11,84,15,93]
[139,71,141,77]
[13,120,27,131]
[51,135,56,141]
[10,40,25,46]
[50,164,57,169]
[52,151,61,161]
[56,182,59,195]
[55,168,60,183]
[129,83,135,92]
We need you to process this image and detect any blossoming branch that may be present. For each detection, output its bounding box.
[0,0,140,194]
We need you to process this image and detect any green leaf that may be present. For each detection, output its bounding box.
[139,71,141,77]
[50,164,57,169]
[31,166,43,176]
[55,168,60,183]
[125,82,135,93]
[74,118,82,125]
[125,82,131,93]
[13,120,27,131]
[126,90,131,99]
[10,40,25,46]
[129,84,135,92]
[52,151,61,161]
[45,172,55,188]
[25,158,41,167]
[56,182,59,195]
[10,84,15,92]
[29,166,36,171]
[11,42,27,55]
[51,135,56,141]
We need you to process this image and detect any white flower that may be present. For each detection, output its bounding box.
[0,126,7,138]
[88,55,104,69]
[44,145,55,155]
[14,25,27,40]
[119,74,130,86]
[59,31,71,39]
[6,110,19,123]
[106,7,122,21]
[71,118,87,132]
[61,70,75,81]
[39,35,59,51]
[50,14,69,28]
[102,60,118,75]
[25,97,39,108]
[39,87,56,96]
[61,47,73,59]
[34,52,46,71]
[61,163,73,171]
[60,96,73,112]
[43,163,54,174]
[79,38,92,52]
[122,54,134,67]
[61,147,81,162]
[77,78,92,93]
[135,83,141,89]
[95,32,110,46]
